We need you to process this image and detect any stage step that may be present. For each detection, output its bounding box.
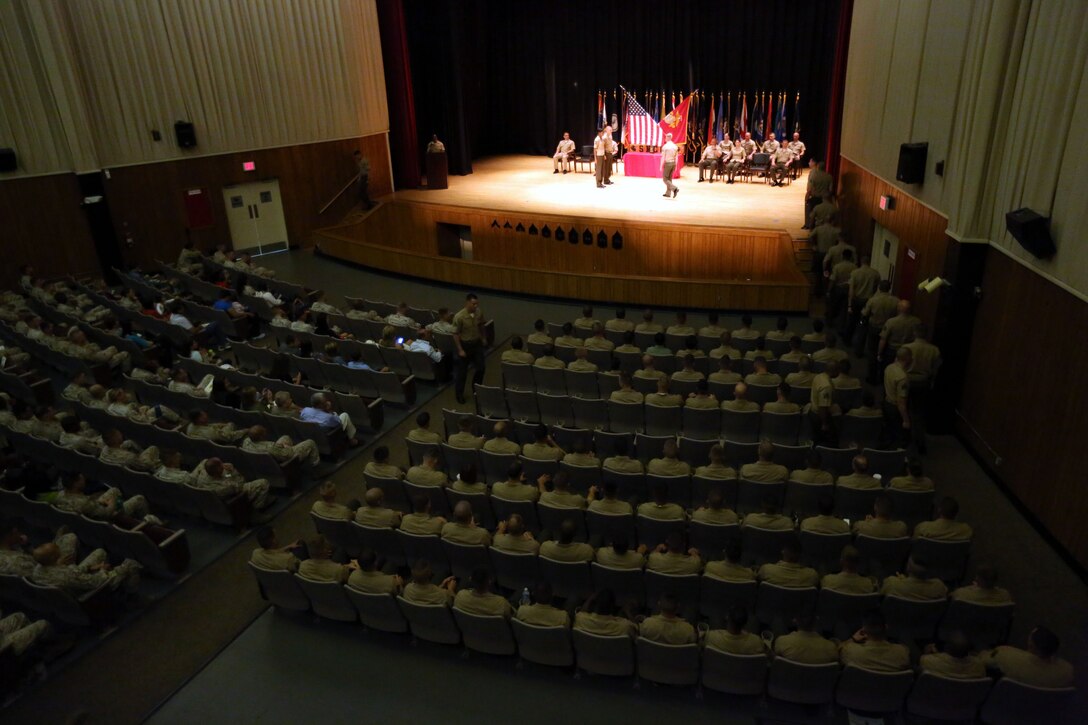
[792,235,814,288]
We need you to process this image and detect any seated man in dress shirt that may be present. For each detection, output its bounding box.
[300,392,359,447]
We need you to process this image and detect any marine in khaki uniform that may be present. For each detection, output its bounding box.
[406,451,448,487]
[441,501,492,545]
[492,514,540,553]
[348,551,402,594]
[666,311,696,337]
[554,322,583,348]
[888,459,934,491]
[692,490,738,525]
[298,536,352,583]
[721,383,760,412]
[311,481,355,521]
[790,450,834,485]
[447,417,485,449]
[522,425,564,461]
[517,589,571,627]
[709,331,742,361]
[914,497,973,541]
[706,606,766,654]
[398,496,446,535]
[575,591,637,637]
[810,194,838,229]
[539,520,593,562]
[836,455,881,490]
[763,382,801,414]
[695,444,737,479]
[407,412,443,444]
[605,309,635,333]
[454,570,511,618]
[567,347,598,372]
[645,378,682,408]
[820,546,876,594]
[709,358,743,386]
[774,613,838,664]
[883,347,912,445]
[982,627,1074,688]
[533,345,566,370]
[878,300,922,360]
[704,540,756,582]
[527,320,552,346]
[852,496,908,538]
[402,561,457,606]
[250,527,300,572]
[881,558,948,600]
[638,483,687,521]
[950,566,1013,604]
[744,357,781,387]
[609,372,644,403]
[483,421,521,455]
[919,634,987,679]
[839,612,911,672]
[800,496,848,535]
[633,355,667,383]
[685,380,719,409]
[583,323,615,351]
[541,471,589,507]
[365,446,405,480]
[757,538,818,587]
[491,464,542,502]
[742,496,794,531]
[739,442,789,482]
[671,354,705,383]
[501,336,535,364]
[647,533,703,575]
[634,309,663,334]
[699,312,727,338]
[595,539,646,569]
[646,440,691,476]
[353,487,401,527]
[601,440,644,474]
[640,599,696,644]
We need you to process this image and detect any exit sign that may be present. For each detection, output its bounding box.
[879,194,895,210]
[242,161,256,172]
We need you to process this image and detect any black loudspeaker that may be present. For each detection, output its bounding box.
[896,142,927,184]
[1005,208,1056,258]
[0,148,16,172]
[174,121,197,148]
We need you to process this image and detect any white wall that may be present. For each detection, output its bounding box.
[842,0,1088,298]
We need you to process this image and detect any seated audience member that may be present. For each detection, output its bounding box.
[243,425,321,466]
[491,463,541,502]
[364,445,405,479]
[539,519,593,562]
[574,589,637,637]
[250,526,300,571]
[54,471,152,522]
[554,322,582,348]
[407,412,442,444]
[801,494,849,535]
[441,501,491,545]
[888,458,935,492]
[757,536,818,587]
[692,489,739,525]
[839,611,911,672]
[763,382,800,414]
[640,594,696,644]
[645,377,682,407]
[586,481,632,516]
[483,421,520,455]
[501,335,534,364]
[402,560,457,606]
[790,450,834,485]
[516,582,570,627]
[155,449,194,486]
[452,464,486,494]
[852,496,909,539]
[311,480,355,520]
[821,545,876,594]
[453,568,512,618]
[347,548,403,594]
[647,532,703,575]
[568,346,597,372]
[492,514,539,554]
[742,495,794,530]
[540,472,587,509]
[398,495,446,535]
[637,482,686,521]
[193,457,273,509]
[355,488,402,528]
[950,564,1014,605]
[633,354,666,382]
[298,535,354,583]
[836,455,881,490]
[526,319,551,345]
[609,372,644,404]
[881,557,948,601]
[705,539,756,582]
[601,437,643,474]
[406,450,448,488]
[982,625,1074,688]
[583,323,615,351]
[646,439,690,476]
[744,356,781,386]
[775,611,838,664]
[919,632,986,679]
[695,444,736,480]
[914,497,973,541]
[31,542,142,594]
[845,390,883,419]
[561,442,599,469]
[706,606,767,655]
[447,416,485,449]
[739,441,789,482]
[534,345,565,370]
[300,392,359,447]
[521,424,564,461]
[595,533,646,569]
[684,379,718,408]
[721,382,759,412]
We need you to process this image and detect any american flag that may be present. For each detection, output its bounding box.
[622,91,663,146]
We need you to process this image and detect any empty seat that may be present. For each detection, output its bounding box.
[488,548,539,592]
[249,563,309,612]
[345,589,409,633]
[572,629,635,677]
[978,677,1075,725]
[939,599,1015,650]
[854,535,911,580]
[295,576,357,622]
[397,596,461,645]
[537,558,592,600]
[911,537,970,585]
[637,637,700,686]
[700,577,758,621]
[817,589,881,641]
[767,658,840,705]
[511,619,573,667]
[835,666,914,715]
[700,648,767,695]
[906,672,993,722]
[453,608,516,655]
[590,563,644,608]
[881,594,947,643]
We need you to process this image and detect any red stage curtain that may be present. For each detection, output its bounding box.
[825,0,854,185]
[377,0,421,189]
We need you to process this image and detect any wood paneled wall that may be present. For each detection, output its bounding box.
[958,250,1088,568]
[315,201,810,310]
[105,134,390,270]
[0,174,99,288]
[837,157,953,329]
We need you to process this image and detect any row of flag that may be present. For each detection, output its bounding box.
[597,89,800,162]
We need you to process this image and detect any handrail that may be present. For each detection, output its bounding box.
[319,172,362,216]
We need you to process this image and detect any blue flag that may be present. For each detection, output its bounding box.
[717,95,725,140]
[752,98,764,143]
[775,94,787,140]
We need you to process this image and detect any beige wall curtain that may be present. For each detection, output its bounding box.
[0,0,388,175]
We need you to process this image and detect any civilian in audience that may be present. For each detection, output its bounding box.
[492,514,539,553]
[575,589,637,637]
[836,455,881,490]
[692,489,739,525]
[881,557,948,601]
[355,488,402,528]
[298,536,353,583]
[403,560,457,606]
[347,548,403,594]
[647,532,702,574]
[491,463,541,502]
[914,497,973,541]
[638,482,686,521]
[482,421,520,454]
[516,581,570,627]
[839,611,911,672]
[695,444,736,479]
[775,611,838,664]
[801,494,849,535]
[740,441,789,482]
[704,539,756,582]
[706,606,767,654]
[540,519,593,562]
[640,594,696,644]
[364,446,404,479]
[920,632,986,679]
[300,392,359,447]
[757,536,818,587]
[853,496,909,539]
[454,569,511,618]
[405,328,443,362]
[982,625,1074,688]
[441,501,491,545]
[821,546,876,594]
[396,495,445,536]
[950,564,1014,604]
[406,450,448,488]
[742,495,794,530]
[250,526,300,572]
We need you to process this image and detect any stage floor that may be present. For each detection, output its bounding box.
[387,155,810,239]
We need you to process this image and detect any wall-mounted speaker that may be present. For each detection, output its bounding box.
[174,121,197,148]
[896,142,927,184]
[1005,208,1055,259]
[0,148,16,172]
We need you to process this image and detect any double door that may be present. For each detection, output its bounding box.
[222,179,288,256]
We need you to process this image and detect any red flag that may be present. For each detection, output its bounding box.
[706,93,716,142]
[659,93,693,144]
[739,93,748,137]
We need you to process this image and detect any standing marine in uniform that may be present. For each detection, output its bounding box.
[804,159,833,229]
[452,293,486,404]
[593,129,608,188]
[660,133,680,198]
[353,150,373,210]
[553,132,575,174]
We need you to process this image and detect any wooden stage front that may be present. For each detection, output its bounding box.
[315,155,812,311]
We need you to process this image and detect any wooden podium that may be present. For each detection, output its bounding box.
[426,152,448,190]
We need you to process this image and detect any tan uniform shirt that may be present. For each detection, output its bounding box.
[610,389,644,404]
[742,512,794,531]
[501,349,534,364]
[853,518,909,539]
[821,571,876,594]
[914,518,973,541]
[574,611,636,637]
[647,458,691,476]
[452,307,482,343]
[647,551,702,575]
[775,630,838,664]
[801,514,849,535]
[448,431,485,449]
[840,640,911,672]
[602,456,643,474]
[705,560,756,582]
[492,532,539,554]
[692,507,739,525]
[791,468,834,485]
[490,480,540,502]
[920,653,987,680]
[706,630,766,655]
[454,589,511,617]
[522,442,563,461]
[640,615,696,644]
[695,463,737,479]
[982,647,1074,688]
[441,521,491,546]
[399,513,445,535]
[850,266,881,301]
[539,540,594,562]
[740,461,789,482]
[403,582,452,606]
[836,473,881,490]
[881,314,921,349]
[517,603,570,628]
[406,465,448,487]
[881,574,948,601]
[348,569,399,594]
[595,547,644,569]
[758,560,819,588]
[637,502,686,521]
[483,437,520,455]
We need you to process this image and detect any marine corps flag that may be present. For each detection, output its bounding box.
[659,93,693,144]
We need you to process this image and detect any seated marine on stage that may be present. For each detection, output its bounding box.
[552,132,575,174]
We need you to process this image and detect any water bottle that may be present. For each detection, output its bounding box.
[520,587,531,606]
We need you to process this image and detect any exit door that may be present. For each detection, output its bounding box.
[222,179,288,256]
[872,221,899,287]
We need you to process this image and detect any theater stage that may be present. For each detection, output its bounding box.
[315,155,812,312]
